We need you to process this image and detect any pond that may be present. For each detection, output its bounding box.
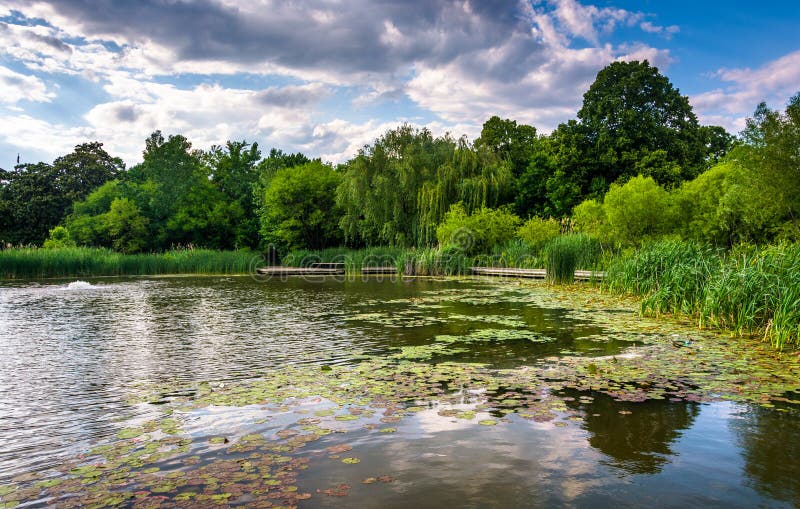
[0,276,799,508]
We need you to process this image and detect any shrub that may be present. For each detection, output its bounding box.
[436,203,521,255]
[43,226,76,249]
[603,175,675,246]
[516,216,561,250]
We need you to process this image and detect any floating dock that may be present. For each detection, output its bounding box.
[256,266,344,276]
[470,267,605,280]
[361,266,398,275]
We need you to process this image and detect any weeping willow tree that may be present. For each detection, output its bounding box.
[337,125,512,247]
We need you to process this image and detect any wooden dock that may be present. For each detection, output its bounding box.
[310,262,345,270]
[470,267,605,281]
[361,266,398,275]
[256,266,344,276]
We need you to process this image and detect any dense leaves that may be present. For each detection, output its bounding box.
[259,161,343,250]
[0,143,122,245]
[0,61,795,254]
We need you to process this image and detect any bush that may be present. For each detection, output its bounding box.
[436,203,521,255]
[516,216,561,250]
[43,226,76,249]
[572,199,609,239]
[603,175,675,246]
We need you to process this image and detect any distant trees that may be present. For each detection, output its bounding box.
[3,60,795,255]
[0,143,122,245]
[259,161,343,250]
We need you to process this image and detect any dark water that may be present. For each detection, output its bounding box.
[0,276,798,507]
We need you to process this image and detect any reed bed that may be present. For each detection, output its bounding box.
[0,247,256,279]
[605,240,800,349]
[544,234,602,284]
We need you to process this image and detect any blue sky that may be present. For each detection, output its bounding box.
[0,0,798,170]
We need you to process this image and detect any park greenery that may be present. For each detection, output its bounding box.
[1,60,799,345]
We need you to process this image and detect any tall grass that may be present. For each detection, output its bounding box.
[282,246,475,276]
[606,240,800,349]
[0,247,257,279]
[544,234,602,284]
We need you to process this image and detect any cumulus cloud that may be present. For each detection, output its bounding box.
[0,65,54,103]
[691,49,800,133]
[0,0,682,166]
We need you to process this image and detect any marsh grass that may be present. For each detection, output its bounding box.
[0,247,256,279]
[544,234,601,284]
[606,240,800,349]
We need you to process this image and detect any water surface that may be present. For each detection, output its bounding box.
[0,276,798,507]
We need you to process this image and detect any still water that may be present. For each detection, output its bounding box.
[0,276,798,507]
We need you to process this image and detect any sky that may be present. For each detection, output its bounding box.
[0,0,798,170]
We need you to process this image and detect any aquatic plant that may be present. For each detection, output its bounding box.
[544,234,601,284]
[605,240,800,348]
[0,247,256,279]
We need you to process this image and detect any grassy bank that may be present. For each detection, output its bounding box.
[283,237,603,277]
[0,247,258,279]
[605,240,800,349]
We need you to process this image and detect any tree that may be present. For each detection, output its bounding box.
[337,125,512,247]
[735,93,800,241]
[576,60,707,188]
[475,116,537,177]
[203,141,262,248]
[52,142,124,203]
[0,162,64,245]
[0,143,121,245]
[259,161,343,250]
[105,198,149,254]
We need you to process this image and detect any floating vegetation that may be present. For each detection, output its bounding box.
[3,280,800,508]
[435,328,555,344]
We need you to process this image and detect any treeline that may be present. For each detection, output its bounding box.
[1,60,798,255]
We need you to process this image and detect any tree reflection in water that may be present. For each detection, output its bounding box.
[730,402,800,507]
[564,391,700,475]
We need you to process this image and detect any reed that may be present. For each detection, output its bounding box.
[0,247,256,279]
[544,234,601,284]
[605,240,800,349]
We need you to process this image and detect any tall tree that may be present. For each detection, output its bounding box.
[337,125,511,247]
[0,142,122,245]
[576,60,706,188]
[259,161,343,250]
[736,93,800,240]
[203,141,262,248]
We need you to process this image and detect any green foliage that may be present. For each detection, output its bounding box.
[572,199,608,239]
[43,226,76,249]
[337,125,512,247]
[260,161,343,250]
[516,216,561,250]
[606,240,800,348]
[0,142,121,245]
[281,246,474,276]
[0,247,256,279]
[203,141,262,248]
[576,60,707,187]
[435,203,521,255]
[544,234,602,284]
[603,175,675,246]
[105,198,150,254]
[735,94,800,241]
[474,115,537,178]
[673,161,744,246]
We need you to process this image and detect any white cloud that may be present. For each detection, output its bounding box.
[0,65,54,103]
[0,0,684,168]
[691,49,800,132]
